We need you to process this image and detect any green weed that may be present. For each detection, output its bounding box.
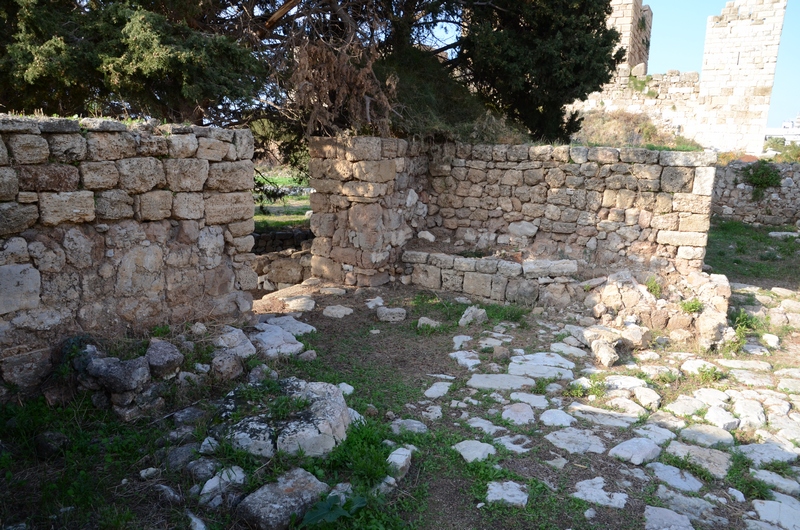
[679,299,703,314]
[645,276,662,298]
[659,453,715,483]
[727,452,773,500]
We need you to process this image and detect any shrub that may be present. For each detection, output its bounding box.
[645,276,661,298]
[679,299,703,314]
[739,160,782,201]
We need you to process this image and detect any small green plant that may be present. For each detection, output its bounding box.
[696,365,725,383]
[761,460,794,478]
[727,452,773,500]
[532,377,557,395]
[679,299,703,314]
[660,453,714,483]
[739,160,782,201]
[150,324,171,337]
[645,276,661,298]
[300,494,368,527]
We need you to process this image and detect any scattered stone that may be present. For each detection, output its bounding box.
[455,297,471,304]
[387,446,414,479]
[365,297,384,309]
[420,405,442,421]
[681,425,734,447]
[644,505,694,530]
[146,340,185,379]
[647,462,704,493]
[153,484,183,505]
[424,382,452,399]
[213,326,257,358]
[466,374,536,390]
[86,356,151,393]
[459,306,487,327]
[666,442,731,479]
[510,392,548,409]
[453,335,472,349]
[199,437,219,455]
[607,397,648,417]
[609,438,661,465]
[298,350,317,361]
[187,511,208,530]
[391,419,428,435]
[450,350,481,370]
[418,317,441,329]
[545,428,605,454]
[591,340,620,367]
[140,467,160,480]
[34,431,70,459]
[728,488,746,503]
[502,403,535,425]
[634,387,663,411]
[338,383,354,396]
[572,477,627,508]
[323,305,353,318]
[200,466,245,501]
[250,324,304,358]
[236,468,329,530]
[418,230,436,242]
[377,307,406,322]
[634,424,677,446]
[705,407,740,431]
[467,417,507,436]
[550,343,588,357]
[648,411,687,430]
[320,287,346,295]
[750,469,800,495]
[452,440,497,463]
[664,396,706,417]
[283,296,315,312]
[656,485,725,525]
[267,316,316,336]
[487,481,528,508]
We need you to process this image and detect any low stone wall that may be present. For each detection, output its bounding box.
[307,137,718,288]
[712,161,800,227]
[252,228,314,254]
[252,249,312,291]
[0,116,256,393]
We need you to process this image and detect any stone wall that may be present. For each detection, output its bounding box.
[307,137,718,301]
[0,116,256,392]
[712,161,800,226]
[609,0,652,71]
[574,0,788,153]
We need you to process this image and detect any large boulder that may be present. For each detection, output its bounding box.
[236,468,330,530]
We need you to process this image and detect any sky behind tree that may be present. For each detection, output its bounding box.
[646,0,798,127]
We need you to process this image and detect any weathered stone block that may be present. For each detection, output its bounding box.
[342,181,388,198]
[0,138,8,165]
[588,147,619,164]
[656,231,707,247]
[475,259,498,274]
[0,202,38,235]
[429,253,455,269]
[0,167,18,200]
[659,151,717,167]
[677,246,706,260]
[6,134,49,164]
[167,134,198,158]
[196,137,229,161]
[171,193,204,220]
[17,164,79,192]
[95,190,134,219]
[117,157,166,193]
[352,160,396,183]
[136,135,169,157]
[463,272,492,298]
[650,214,680,231]
[402,251,428,264]
[345,137,382,161]
[673,193,711,214]
[80,118,127,132]
[661,167,694,193]
[497,260,522,277]
[412,264,441,289]
[692,167,716,196]
[454,257,477,272]
[508,221,538,237]
[0,264,41,314]
[206,160,254,192]
[310,213,336,238]
[39,191,95,225]
[441,269,463,291]
[0,349,51,388]
[204,192,254,225]
[679,214,710,232]
[86,132,137,161]
[311,255,342,281]
[0,116,40,134]
[162,158,209,191]
[79,161,119,190]
[135,190,173,221]
[229,219,255,238]
[45,133,87,163]
[506,278,539,306]
[234,129,255,160]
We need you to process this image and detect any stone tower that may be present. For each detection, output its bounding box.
[608,0,653,72]
[694,0,788,153]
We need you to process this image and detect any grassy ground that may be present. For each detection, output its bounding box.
[705,219,800,290]
[253,197,311,232]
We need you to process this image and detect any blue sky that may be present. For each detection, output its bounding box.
[646,0,798,127]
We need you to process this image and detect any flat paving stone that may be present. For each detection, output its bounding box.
[604,375,648,390]
[452,335,472,349]
[634,424,677,446]
[634,387,663,411]
[645,505,694,530]
[322,305,353,318]
[778,379,800,394]
[466,374,536,391]
[680,359,718,375]
[423,382,452,399]
[733,399,767,430]
[666,441,731,479]
[509,352,575,369]
[494,434,534,454]
[572,477,628,509]
[450,351,481,370]
[753,499,800,530]
[466,417,507,436]
[648,411,687,430]
[390,419,428,435]
[487,481,528,508]
[656,485,725,525]
[664,396,706,417]
[502,403,535,425]
[730,370,774,388]
[751,469,800,495]
[567,402,638,428]
[693,388,730,407]
[509,392,548,408]
[540,409,576,427]
[550,343,588,357]
[704,407,740,431]
[545,428,605,454]
[680,425,734,447]
[646,463,704,493]
[608,438,661,465]
[607,397,648,417]
[738,443,799,467]
[716,359,772,371]
[452,440,496,463]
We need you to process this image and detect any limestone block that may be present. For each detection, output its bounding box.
[167,134,198,158]
[5,134,49,164]
[661,167,695,193]
[0,349,51,388]
[79,161,119,190]
[402,251,429,264]
[660,151,717,167]
[206,160,254,192]
[677,246,706,260]
[234,129,255,160]
[135,190,173,221]
[0,263,41,314]
[95,190,134,219]
[679,214,710,232]
[228,218,255,238]
[45,133,87,163]
[0,202,37,236]
[342,181,388,198]
[232,235,255,253]
[570,147,589,164]
[463,272,493,298]
[86,132,136,161]
[588,147,619,164]
[506,278,539,305]
[345,137,382,161]
[352,160,395,183]
[308,178,341,194]
[163,158,209,191]
[656,231,707,247]
[650,214,679,231]
[311,255,342,281]
[655,193,673,213]
[39,191,95,225]
[80,118,127,131]
[204,192,254,225]
[0,116,40,134]
[0,138,7,165]
[672,193,711,214]
[196,137,229,161]
[441,269,463,291]
[412,264,441,289]
[0,167,18,200]
[117,157,166,194]
[497,260,522,277]
[692,167,716,196]
[136,136,169,157]
[429,253,455,269]
[115,245,165,297]
[17,164,79,192]
[508,221,538,237]
[633,164,662,181]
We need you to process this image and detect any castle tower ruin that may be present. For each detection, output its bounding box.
[608,0,653,72]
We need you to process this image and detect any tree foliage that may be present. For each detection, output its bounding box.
[0,0,622,141]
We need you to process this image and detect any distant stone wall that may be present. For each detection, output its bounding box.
[712,161,800,226]
[0,116,256,393]
[252,228,314,254]
[609,0,652,71]
[307,137,718,295]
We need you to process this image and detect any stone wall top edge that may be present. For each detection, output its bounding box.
[0,113,248,135]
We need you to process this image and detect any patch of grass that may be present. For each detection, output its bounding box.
[679,299,703,314]
[761,460,794,478]
[150,324,171,338]
[727,452,773,500]
[482,303,530,324]
[696,366,725,384]
[645,276,662,298]
[321,420,391,487]
[253,196,311,232]
[531,377,557,395]
[659,452,715,484]
[730,308,769,333]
